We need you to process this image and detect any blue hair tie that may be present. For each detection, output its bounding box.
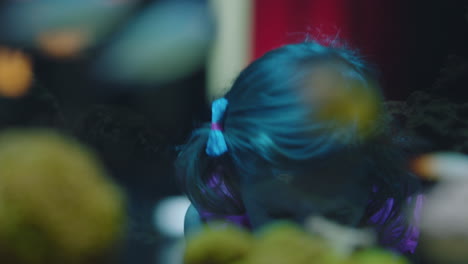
[206,98,228,157]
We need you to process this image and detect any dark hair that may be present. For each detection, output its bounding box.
[176,41,419,237]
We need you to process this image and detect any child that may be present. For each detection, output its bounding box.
[176,41,423,255]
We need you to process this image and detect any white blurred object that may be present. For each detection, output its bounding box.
[415,152,468,264]
[421,181,468,237]
[412,152,468,181]
[94,1,213,84]
[207,0,252,100]
[419,181,468,264]
[305,216,376,257]
[0,0,136,58]
[153,196,191,238]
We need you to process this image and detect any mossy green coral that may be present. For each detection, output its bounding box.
[0,129,127,264]
[184,221,410,264]
[247,222,344,264]
[350,249,409,264]
[184,222,253,264]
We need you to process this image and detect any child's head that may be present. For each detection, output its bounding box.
[177,41,416,230]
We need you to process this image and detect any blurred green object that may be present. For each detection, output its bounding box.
[247,222,343,264]
[0,129,127,264]
[184,222,253,264]
[350,249,409,264]
[184,221,410,264]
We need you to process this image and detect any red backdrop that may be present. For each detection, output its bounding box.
[252,0,409,99]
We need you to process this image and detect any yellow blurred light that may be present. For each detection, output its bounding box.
[37,30,90,59]
[0,47,33,98]
[302,64,381,141]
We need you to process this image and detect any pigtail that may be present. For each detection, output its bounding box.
[175,126,245,217]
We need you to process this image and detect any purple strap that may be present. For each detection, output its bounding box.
[211,123,223,131]
[368,194,424,254]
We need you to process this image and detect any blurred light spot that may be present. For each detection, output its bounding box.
[0,47,33,98]
[37,30,89,58]
[1,0,135,57]
[93,1,213,84]
[303,64,381,141]
[153,196,191,238]
[411,152,468,181]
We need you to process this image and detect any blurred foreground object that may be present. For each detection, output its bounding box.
[37,30,91,59]
[412,152,468,264]
[305,216,376,257]
[184,221,408,264]
[0,47,33,98]
[184,223,253,264]
[207,0,252,100]
[0,129,127,264]
[0,0,136,59]
[93,0,213,84]
[153,196,191,238]
[412,152,468,181]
